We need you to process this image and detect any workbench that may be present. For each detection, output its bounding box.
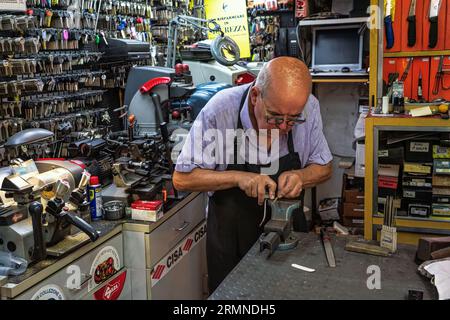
[1,192,207,300]
[210,232,437,300]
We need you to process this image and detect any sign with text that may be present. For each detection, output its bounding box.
[0,0,26,11]
[205,0,251,58]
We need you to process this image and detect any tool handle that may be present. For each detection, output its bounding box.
[384,15,395,49]
[428,16,438,48]
[65,213,99,242]
[29,201,47,261]
[407,15,416,47]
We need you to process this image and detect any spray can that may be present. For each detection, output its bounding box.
[89,176,103,221]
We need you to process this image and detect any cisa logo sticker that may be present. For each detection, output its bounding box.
[94,270,127,300]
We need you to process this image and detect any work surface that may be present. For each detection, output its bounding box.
[210,233,437,300]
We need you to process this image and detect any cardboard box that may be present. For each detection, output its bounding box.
[432,194,450,204]
[432,203,450,216]
[404,162,433,175]
[379,164,400,177]
[384,0,403,53]
[433,174,450,187]
[434,159,450,175]
[401,0,425,52]
[433,145,450,159]
[343,203,364,218]
[423,0,447,51]
[378,176,399,189]
[408,202,432,217]
[403,188,433,202]
[405,140,433,162]
[382,58,413,98]
[131,200,163,222]
[343,189,364,204]
[378,146,404,165]
[433,187,450,195]
[403,174,433,188]
[429,56,450,101]
[411,57,430,102]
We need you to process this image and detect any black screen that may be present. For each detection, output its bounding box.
[314,28,360,65]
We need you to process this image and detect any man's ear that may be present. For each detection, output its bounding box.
[250,87,259,106]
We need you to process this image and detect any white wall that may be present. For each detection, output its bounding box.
[305,83,362,209]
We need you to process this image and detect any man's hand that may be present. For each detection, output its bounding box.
[277,171,303,199]
[237,173,277,206]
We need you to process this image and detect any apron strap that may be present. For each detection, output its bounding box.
[287,130,295,154]
[237,85,252,129]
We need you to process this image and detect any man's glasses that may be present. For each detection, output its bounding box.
[259,94,307,127]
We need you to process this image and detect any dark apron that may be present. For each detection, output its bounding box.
[206,86,307,293]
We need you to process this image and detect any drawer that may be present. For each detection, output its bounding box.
[11,233,124,300]
[343,189,364,204]
[343,202,365,218]
[145,193,206,268]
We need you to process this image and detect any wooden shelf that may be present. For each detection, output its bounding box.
[384,50,450,58]
[366,115,450,127]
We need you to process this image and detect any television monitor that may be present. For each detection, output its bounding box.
[311,24,363,72]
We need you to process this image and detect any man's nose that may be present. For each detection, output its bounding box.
[278,121,288,131]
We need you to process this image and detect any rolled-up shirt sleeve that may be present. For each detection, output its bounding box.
[306,98,333,166]
[174,108,218,173]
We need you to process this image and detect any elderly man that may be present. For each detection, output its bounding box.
[173,57,333,292]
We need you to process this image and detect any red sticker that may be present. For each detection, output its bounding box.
[94,271,127,300]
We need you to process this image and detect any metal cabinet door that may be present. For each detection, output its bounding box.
[9,234,124,300]
[148,220,207,300]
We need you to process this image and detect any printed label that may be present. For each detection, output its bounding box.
[411,207,428,215]
[378,150,389,157]
[150,222,206,287]
[404,191,416,198]
[94,270,127,300]
[410,142,429,153]
[31,285,65,300]
[89,246,121,291]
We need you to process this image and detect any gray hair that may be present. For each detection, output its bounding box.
[254,64,271,96]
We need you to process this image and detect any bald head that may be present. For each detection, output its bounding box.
[249,57,312,135]
[255,57,312,100]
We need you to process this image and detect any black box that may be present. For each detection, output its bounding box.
[405,141,433,162]
[378,146,404,165]
[407,202,432,218]
[402,174,433,189]
[379,187,399,197]
[432,194,450,204]
[403,188,433,202]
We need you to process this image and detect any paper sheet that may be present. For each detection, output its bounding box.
[424,260,450,300]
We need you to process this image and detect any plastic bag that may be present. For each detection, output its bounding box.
[0,251,28,276]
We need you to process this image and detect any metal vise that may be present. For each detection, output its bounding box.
[259,199,300,258]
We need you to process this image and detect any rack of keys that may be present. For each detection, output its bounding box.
[249,15,279,62]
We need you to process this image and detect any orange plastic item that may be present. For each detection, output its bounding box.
[401,0,424,52]
[384,0,403,53]
[423,0,447,51]
[446,0,450,50]
[383,58,413,98]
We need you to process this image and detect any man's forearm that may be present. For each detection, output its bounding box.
[173,168,240,192]
[294,163,333,189]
